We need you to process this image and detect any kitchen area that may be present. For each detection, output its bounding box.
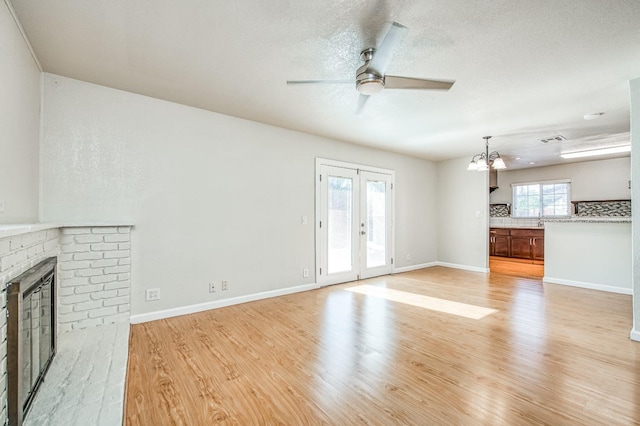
[487,156,632,293]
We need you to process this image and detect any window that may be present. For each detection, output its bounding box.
[512,181,570,218]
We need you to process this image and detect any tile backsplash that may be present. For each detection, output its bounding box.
[490,217,542,228]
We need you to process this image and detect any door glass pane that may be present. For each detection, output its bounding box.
[366,181,386,268]
[328,176,353,274]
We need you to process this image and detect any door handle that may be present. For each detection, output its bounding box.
[361,231,366,235]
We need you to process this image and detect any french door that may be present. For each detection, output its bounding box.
[316,159,394,286]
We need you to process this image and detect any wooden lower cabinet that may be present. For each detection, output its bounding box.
[490,228,544,261]
[489,229,510,257]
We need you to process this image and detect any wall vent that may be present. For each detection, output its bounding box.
[539,135,567,143]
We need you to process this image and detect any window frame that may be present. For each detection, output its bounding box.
[511,179,571,218]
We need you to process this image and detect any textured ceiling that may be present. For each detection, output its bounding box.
[10,0,640,168]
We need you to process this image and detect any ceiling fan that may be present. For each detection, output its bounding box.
[287,22,455,112]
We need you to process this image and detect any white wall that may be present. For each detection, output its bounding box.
[40,74,438,316]
[0,2,40,223]
[437,157,489,271]
[631,77,640,342]
[544,222,631,293]
[490,157,631,205]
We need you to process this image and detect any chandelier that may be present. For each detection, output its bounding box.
[466,136,506,171]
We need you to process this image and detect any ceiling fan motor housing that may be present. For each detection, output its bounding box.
[356,48,384,95]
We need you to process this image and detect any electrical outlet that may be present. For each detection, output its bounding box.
[145,288,160,301]
[222,280,228,291]
[209,282,216,293]
[0,200,5,213]
[406,254,411,262]
[303,268,309,278]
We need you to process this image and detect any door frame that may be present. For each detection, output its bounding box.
[315,158,395,286]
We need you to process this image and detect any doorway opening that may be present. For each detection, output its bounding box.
[315,159,394,286]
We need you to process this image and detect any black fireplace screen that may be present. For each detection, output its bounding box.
[7,257,57,426]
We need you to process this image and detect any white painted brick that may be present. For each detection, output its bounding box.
[59,260,91,271]
[117,305,130,314]
[92,227,118,234]
[74,300,104,312]
[117,288,130,297]
[57,323,73,333]
[89,275,117,284]
[118,242,131,250]
[0,240,10,256]
[61,243,91,253]
[104,314,130,326]
[90,259,118,269]
[46,229,60,238]
[60,293,92,304]
[104,234,129,243]
[73,318,105,331]
[57,270,77,280]
[43,239,59,253]
[91,243,118,251]
[59,235,76,244]
[118,258,131,266]
[104,281,129,291]
[88,306,118,318]
[57,304,74,315]
[15,249,27,264]
[118,226,131,233]
[60,277,90,287]
[90,290,118,300]
[75,234,104,244]
[104,265,129,275]
[74,252,103,261]
[62,227,92,235]
[104,250,129,259]
[76,269,104,277]
[57,253,74,262]
[103,296,128,307]
[75,284,105,294]
[59,311,89,323]
[0,254,15,272]
[118,273,130,281]
[8,237,21,251]
[27,244,44,258]
[58,287,75,296]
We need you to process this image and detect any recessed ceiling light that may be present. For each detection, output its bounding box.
[529,161,536,165]
[560,145,630,159]
[515,157,521,160]
[584,112,605,120]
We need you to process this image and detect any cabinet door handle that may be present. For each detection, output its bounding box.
[533,238,536,246]
[529,238,532,245]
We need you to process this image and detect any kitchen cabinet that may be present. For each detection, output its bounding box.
[490,228,544,261]
[489,228,510,257]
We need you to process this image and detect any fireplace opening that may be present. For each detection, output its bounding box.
[7,257,57,426]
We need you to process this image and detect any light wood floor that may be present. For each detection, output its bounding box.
[489,256,544,279]
[125,267,640,425]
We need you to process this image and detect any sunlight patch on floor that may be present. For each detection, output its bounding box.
[345,285,497,319]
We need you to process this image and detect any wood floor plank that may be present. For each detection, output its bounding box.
[125,266,640,425]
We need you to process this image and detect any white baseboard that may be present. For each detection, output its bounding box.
[393,262,438,273]
[130,283,319,324]
[435,262,489,274]
[543,277,633,295]
[631,328,640,342]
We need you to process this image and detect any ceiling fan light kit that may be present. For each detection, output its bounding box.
[287,22,455,112]
[467,136,506,171]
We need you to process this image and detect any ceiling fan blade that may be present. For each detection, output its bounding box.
[286,79,353,85]
[356,94,370,114]
[384,75,455,90]
[366,22,408,76]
